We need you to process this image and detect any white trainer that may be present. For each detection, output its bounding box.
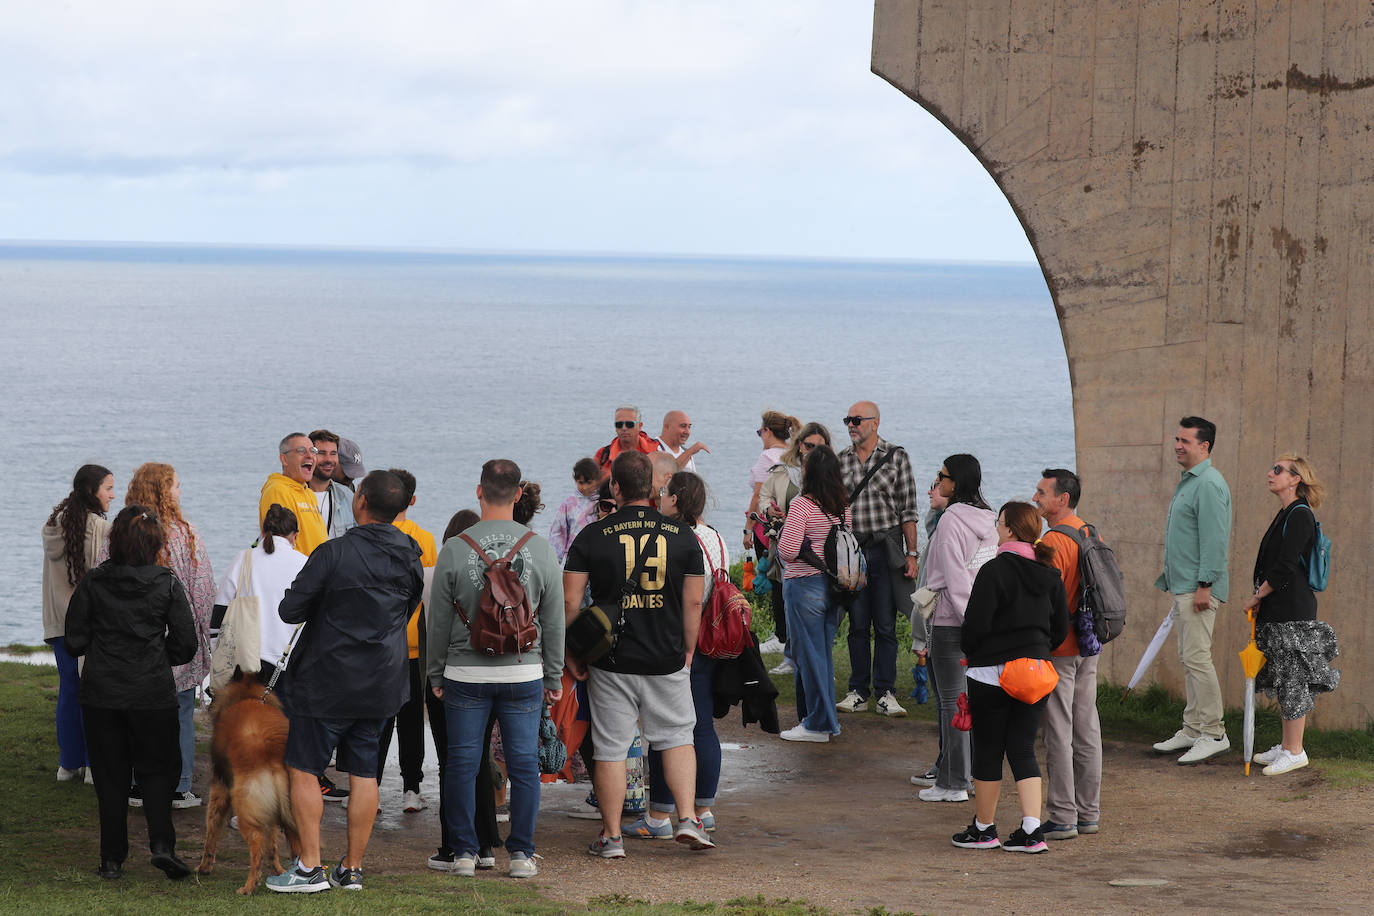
[1178,734,1230,765]
[836,690,868,713]
[876,691,908,717]
[403,790,427,812]
[1252,743,1283,765]
[779,724,830,743]
[758,636,786,655]
[769,659,795,675]
[1262,748,1309,776]
[918,786,969,803]
[1152,729,1198,753]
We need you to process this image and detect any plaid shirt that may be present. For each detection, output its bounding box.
[838,437,920,542]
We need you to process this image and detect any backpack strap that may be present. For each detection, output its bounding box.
[453,531,537,626]
[1048,523,1089,547]
[692,527,728,579]
[848,446,896,504]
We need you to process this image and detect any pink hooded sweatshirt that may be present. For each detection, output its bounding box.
[925,502,998,626]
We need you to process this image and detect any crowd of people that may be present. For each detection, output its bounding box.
[38,407,1341,885]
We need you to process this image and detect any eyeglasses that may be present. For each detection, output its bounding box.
[842,415,876,427]
[1272,464,1297,476]
[284,446,319,457]
[615,420,637,429]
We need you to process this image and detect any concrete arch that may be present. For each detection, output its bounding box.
[872,1,1373,727]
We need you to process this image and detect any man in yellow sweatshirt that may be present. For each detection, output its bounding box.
[260,433,330,556]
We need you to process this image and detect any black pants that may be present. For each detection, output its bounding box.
[967,678,1047,783]
[377,658,426,791]
[425,680,502,852]
[84,705,180,863]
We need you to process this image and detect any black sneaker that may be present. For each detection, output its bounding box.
[427,849,456,872]
[318,774,349,802]
[952,822,1000,849]
[1003,826,1048,853]
[328,858,362,890]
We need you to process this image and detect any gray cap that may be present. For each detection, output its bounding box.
[337,437,365,480]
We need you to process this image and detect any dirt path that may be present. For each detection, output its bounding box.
[189,709,1371,914]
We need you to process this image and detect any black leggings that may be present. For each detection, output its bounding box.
[968,678,1046,783]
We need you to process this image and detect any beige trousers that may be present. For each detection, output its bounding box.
[1043,654,1102,825]
[1171,591,1225,739]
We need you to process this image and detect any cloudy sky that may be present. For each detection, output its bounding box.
[0,1,1036,262]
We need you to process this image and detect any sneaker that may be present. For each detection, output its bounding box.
[769,659,796,675]
[1003,826,1048,853]
[758,635,785,654]
[127,786,143,808]
[1178,734,1230,765]
[1042,821,1079,840]
[403,790,427,812]
[626,814,674,839]
[1262,748,1309,776]
[230,815,239,831]
[451,854,477,877]
[951,822,1000,849]
[674,817,715,850]
[328,858,362,891]
[1077,821,1100,834]
[587,834,626,859]
[1252,743,1284,766]
[779,724,830,743]
[477,846,496,869]
[266,859,330,893]
[876,691,907,717]
[836,690,868,713]
[1152,729,1198,753]
[84,768,95,785]
[918,786,969,803]
[171,791,202,809]
[508,852,537,878]
[319,775,349,802]
[427,849,456,872]
[57,766,82,782]
[910,766,938,787]
[699,812,716,832]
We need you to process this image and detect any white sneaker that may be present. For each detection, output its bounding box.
[508,852,537,878]
[1262,748,1309,776]
[57,766,82,782]
[1152,729,1197,753]
[230,815,239,831]
[918,786,969,803]
[1252,743,1284,765]
[84,768,95,785]
[836,690,868,713]
[452,854,477,877]
[779,724,830,743]
[403,790,427,812]
[758,636,785,655]
[1178,734,1230,765]
[172,791,202,809]
[876,691,907,717]
[769,659,795,675]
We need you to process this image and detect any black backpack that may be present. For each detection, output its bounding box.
[1050,523,1127,644]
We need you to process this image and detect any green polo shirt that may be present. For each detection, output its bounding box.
[1155,457,1233,602]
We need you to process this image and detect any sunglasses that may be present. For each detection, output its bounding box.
[615,420,637,429]
[842,415,875,427]
[598,500,616,512]
[1272,464,1296,476]
[936,471,953,482]
[800,440,820,452]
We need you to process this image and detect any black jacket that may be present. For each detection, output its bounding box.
[711,636,780,734]
[1253,500,1318,624]
[961,551,1070,667]
[65,562,197,709]
[278,522,424,719]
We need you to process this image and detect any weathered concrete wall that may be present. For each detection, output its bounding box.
[873,1,1373,728]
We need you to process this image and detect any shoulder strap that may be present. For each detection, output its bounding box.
[619,529,656,599]
[692,528,727,578]
[459,531,534,568]
[235,547,253,597]
[1049,523,1089,548]
[848,446,896,503]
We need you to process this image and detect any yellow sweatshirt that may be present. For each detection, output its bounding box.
[394,518,438,658]
[259,473,329,556]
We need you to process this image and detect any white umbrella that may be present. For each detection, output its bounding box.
[1239,609,1267,776]
[1122,611,1174,697]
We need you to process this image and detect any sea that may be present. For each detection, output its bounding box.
[0,243,1073,647]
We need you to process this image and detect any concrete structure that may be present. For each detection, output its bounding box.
[872,1,1372,727]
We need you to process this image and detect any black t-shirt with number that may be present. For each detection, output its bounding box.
[563,505,705,675]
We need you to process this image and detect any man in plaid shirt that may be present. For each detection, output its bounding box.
[836,401,920,716]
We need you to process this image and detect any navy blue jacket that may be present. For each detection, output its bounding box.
[278,522,424,719]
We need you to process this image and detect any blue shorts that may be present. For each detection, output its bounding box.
[284,715,388,778]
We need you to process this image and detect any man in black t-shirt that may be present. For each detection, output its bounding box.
[563,451,711,858]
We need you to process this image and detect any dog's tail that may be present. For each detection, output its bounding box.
[238,768,296,832]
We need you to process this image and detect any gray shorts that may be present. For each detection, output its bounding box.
[587,666,694,759]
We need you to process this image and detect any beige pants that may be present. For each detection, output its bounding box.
[1043,654,1101,825]
[1171,591,1225,739]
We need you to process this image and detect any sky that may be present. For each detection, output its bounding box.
[0,1,1037,262]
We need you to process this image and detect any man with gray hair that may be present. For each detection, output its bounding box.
[595,405,661,476]
[260,432,329,556]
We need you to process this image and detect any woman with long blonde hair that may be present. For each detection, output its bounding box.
[123,463,214,807]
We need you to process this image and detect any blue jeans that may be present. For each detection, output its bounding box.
[443,678,543,857]
[846,544,897,700]
[176,688,195,793]
[785,575,842,735]
[647,654,720,812]
[47,637,87,770]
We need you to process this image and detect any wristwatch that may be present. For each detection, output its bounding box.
[906,549,919,557]
[1197,581,1213,588]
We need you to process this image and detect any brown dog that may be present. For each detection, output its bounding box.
[197,671,300,895]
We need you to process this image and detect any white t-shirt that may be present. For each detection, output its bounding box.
[214,540,308,668]
[660,441,698,473]
[750,446,784,495]
[692,522,730,604]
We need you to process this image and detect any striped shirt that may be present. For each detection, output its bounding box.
[777,495,853,579]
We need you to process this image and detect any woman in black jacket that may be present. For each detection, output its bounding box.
[65,505,197,881]
[1239,455,1339,777]
[952,502,1068,854]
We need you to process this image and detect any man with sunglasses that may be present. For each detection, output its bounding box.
[835,402,920,717]
[595,406,663,477]
[260,432,330,556]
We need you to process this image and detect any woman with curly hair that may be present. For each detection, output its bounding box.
[42,464,116,782]
[122,463,214,808]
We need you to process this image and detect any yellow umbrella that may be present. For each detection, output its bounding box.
[1239,608,1267,776]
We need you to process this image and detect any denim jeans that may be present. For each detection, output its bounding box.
[928,625,970,790]
[176,688,196,793]
[443,678,543,857]
[846,544,897,700]
[47,637,87,770]
[648,653,720,812]
[785,575,842,735]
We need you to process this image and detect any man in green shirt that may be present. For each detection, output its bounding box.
[1152,417,1233,765]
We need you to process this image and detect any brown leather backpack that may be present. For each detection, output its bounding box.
[455,531,539,658]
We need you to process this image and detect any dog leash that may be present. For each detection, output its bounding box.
[260,623,305,703]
